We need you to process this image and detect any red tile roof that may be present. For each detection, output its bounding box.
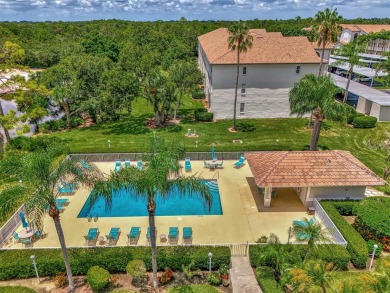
[341,24,390,34]
[245,151,386,188]
[198,28,321,65]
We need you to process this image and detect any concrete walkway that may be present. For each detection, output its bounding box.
[230,256,262,293]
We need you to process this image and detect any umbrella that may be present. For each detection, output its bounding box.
[211,146,215,160]
[19,212,28,228]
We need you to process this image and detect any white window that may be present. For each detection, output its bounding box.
[240,102,245,114]
[243,66,247,75]
[296,65,301,74]
[241,84,246,96]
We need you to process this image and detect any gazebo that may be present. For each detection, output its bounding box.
[245,151,386,208]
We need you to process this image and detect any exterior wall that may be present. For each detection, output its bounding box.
[209,63,319,119]
[197,43,213,106]
[370,102,381,120]
[339,29,361,44]
[305,186,366,206]
[366,39,390,55]
[378,104,390,122]
[356,96,372,115]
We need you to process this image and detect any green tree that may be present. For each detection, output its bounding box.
[289,74,352,150]
[289,260,333,293]
[334,39,368,103]
[312,8,343,76]
[90,136,212,291]
[0,146,102,292]
[169,61,202,119]
[227,21,253,130]
[292,218,330,257]
[376,51,390,86]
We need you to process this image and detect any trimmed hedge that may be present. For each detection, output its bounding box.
[87,266,110,291]
[194,108,213,122]
[347,112,364,124]
[352,116,377,128]
[0,246,230,280]
[249,244,350,270]
[321,201,368,268]
[255,266,283,293]
[192,91,206,99]
[321,199,360,216]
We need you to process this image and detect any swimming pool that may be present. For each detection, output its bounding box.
[77,180,222,218]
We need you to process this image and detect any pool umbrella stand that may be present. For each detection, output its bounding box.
[211,147,216,160]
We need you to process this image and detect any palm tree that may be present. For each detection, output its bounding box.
[0,146,102,292]
[333,39,367,103]
[290,260,333,293]
[312,8,343,76]
[292,218,330,257]
[90,136,212,291]
[289,74,353,150]
[227,21,253,130]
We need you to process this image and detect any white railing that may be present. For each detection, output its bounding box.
[0,204,26,246]
[313,198,348,247]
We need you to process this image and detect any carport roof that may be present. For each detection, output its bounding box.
[245,151,386,188]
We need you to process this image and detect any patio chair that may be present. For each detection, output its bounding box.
[292,217,316,228]
[12,232,20,244]
[114,160,121,172]
[168,227,179,244]
[84,228,99,246]
[204,160,210,168]
[22,237,33,248]
[233,156,246,168]
[217,161,224,168]
[33,230,44,240]
[56,185,74,194]
[184,158,191,172]
[124,160,131,168]
[61,180,78,190]
[106,227,120,245]
[183,227,193,244]
[127,227,141,245]
[80,160,92,170]
[137,160,143,171]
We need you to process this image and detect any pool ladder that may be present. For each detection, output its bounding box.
[211,171,219,180]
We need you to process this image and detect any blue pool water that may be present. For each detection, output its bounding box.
[77,180,222,218]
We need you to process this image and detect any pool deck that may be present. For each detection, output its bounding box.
[3,160,314,249]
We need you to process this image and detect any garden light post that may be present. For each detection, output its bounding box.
[369,244,378,270]
[30,255,40,283]
[208,252,213,273]
[107,140,111,148]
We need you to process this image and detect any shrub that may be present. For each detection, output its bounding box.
[353,116,377,128]
[321,201,368,268]
[255,266,283,293]
[353,197,390,251]
[331,200,359,216]
[0,246,230,280]
[53,272,68,288]
[347,112,364,124]
[87,266,110,291]
[237,122,256,132]
[207,271,221,285]
[159,267,174,284]
[255,236,268,243]
[308,245,351,270]
[192,91,206,99]
[367,240,383,257]
[169,285,219,293]
[37,116,84,133]
[182,261,201,280]
[194,108,213,122]
[249,244,307,268]
[126,260,147,287]
[10,136,58,152]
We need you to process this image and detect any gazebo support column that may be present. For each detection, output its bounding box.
[264,187,271,208]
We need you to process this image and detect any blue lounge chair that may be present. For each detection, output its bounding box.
[106,228,120,245]
[146,227,157,243]
[80,160,92,170]
[233,156,246,168]
[127,227,141,245]
[183,227,193,244]
[185,158,191,172]
[12,232,20,243]
[168,227,179,244]
[56,185,74,194]
[61,180,78,190]
[124,160,131,168]
[114,160,121,172]
[137,160,143,171]
[84,228,99,246]
[293,217,316,228]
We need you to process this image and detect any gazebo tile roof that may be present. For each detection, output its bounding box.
[245,151,386,188]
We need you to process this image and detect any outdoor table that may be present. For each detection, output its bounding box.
[160,234,167,243]
[207,160,218,170]
[18,228,34,239]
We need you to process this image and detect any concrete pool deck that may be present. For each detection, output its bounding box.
[3,160,314,249]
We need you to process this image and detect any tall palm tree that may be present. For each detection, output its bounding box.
[90,136,212,291]
[0,146,102,292]
[289,74,352,150]
[333,39,367,103]
[312,8,343,76]
[227,21,253,130]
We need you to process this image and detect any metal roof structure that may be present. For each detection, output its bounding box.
[359,53,388,61]
[331,73,390,106]
[329,57,387,77]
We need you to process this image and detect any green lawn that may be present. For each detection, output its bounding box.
[168,284,220,293]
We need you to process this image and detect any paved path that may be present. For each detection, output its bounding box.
[230,256,262,293]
